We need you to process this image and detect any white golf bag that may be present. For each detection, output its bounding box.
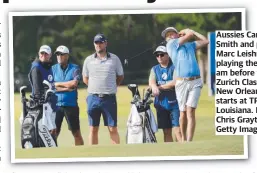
[126,84,158,144]
[20,80,57,149]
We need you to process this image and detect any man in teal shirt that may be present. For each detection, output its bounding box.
[163,27,209,142]
[52,45,84,146]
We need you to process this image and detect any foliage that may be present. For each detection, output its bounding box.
[12,12,242,86]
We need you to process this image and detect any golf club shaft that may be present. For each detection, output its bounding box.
[21,95,27,118]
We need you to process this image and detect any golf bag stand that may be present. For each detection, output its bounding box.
[126,84,157,144]
[20,80,57,149]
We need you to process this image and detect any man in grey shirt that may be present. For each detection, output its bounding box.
[82,33,124,145]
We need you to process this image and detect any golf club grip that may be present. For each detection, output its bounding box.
[143,88,152,102]
[22,98,27,118]
[43,80,52,90]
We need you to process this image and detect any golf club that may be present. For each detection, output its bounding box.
[128,84,140,98]
[124,41,167,66]
[43,80,52,91]
[20,86,27,118]
[45,89,55,102]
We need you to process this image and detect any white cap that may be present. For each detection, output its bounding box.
[54,45,69,54]
[39,45,51,54]
[153,46,167,54]
[161,27,178,38]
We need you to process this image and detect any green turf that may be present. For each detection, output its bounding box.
[13,85,245,159]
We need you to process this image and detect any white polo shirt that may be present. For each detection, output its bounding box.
[82,52,124,94]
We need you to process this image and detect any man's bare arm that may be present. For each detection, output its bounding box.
[193,31,209,49]
[55,80,78,89]
[178,28,195,46]
[116,75,124,86]
[83,76,89,86]
[148,68,160,96]
[55,86,74,92]
[158,80,176,90]
[178,28,209,49]
[149,79,158,88]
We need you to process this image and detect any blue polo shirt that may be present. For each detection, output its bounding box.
[166,39,200,77]
[52,63,81,107]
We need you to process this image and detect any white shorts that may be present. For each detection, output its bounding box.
[175,78,203,111]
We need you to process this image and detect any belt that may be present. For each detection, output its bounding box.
[92,93,116,98]
[176,76,201,81]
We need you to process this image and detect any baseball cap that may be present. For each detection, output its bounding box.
[54,45,69,54]
[153,46,167,54]
[39,45,51,54]
[161,27,178,38]
[94,33,107,43]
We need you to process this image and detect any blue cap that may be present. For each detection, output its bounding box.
[94,33,107,42]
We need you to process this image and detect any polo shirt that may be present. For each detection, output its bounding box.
[82,52,124,94]
[52,63,80,106]
[166,39,200,77]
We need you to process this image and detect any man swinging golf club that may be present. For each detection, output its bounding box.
[163,26,209,142]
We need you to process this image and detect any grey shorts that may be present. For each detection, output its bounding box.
[175,78,203,111]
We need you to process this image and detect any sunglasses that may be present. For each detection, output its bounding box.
[156,53,165,57]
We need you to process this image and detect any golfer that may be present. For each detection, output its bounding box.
[149,45,182,142]
[163,27,209,142]
[82,33,124,145]
[52,45,84,146]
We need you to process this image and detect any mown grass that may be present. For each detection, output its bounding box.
[13,85,244,159]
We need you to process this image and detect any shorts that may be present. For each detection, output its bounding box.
[155,104,180,129]
[56,106,80,133]
[175,78,203,111]
[86,94,117,127]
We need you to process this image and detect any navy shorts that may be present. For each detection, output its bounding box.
[155,104,180,129]
[55,106,80,133]
[86,94,117,127]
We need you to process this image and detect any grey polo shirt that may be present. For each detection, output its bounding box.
[82,52,124,94]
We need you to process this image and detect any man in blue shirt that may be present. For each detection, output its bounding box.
[163,27,209,142]
[149,45,182,142]
[52,45,84,146]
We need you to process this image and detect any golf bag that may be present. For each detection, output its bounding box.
[20,80,57,149]
[126,84,158,144]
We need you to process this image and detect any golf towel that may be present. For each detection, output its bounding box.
[42,102,56,131]
[127,104,158,133]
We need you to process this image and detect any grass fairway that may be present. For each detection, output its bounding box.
[13,85,245,160]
